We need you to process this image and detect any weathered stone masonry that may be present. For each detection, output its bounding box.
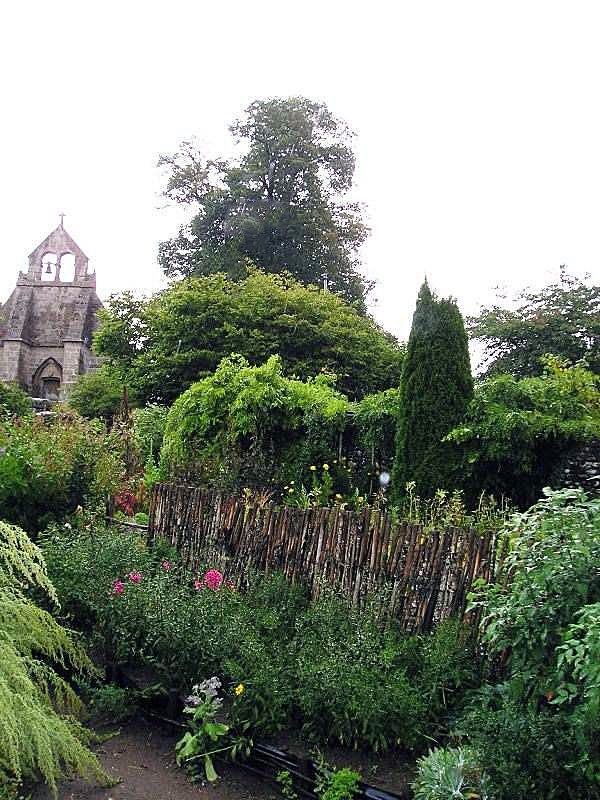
[0,223,102,399]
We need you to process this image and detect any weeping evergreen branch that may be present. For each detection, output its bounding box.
[0,520,111,796]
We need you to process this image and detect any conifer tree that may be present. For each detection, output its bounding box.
[392,282,473,500]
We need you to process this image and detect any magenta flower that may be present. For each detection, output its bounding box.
[194,579,205,591]
[204,569,224,590]
[162,561,171,572]
[128,571,143,584]
[113,579,125,595]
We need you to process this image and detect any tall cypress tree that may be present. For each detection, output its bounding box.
[392,281,473,500]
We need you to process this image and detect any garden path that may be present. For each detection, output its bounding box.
[31,716,273,800]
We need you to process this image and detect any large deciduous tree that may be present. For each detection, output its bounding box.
[94,271,404,405]
[469,268,600,377]
[392,282,473,499]
[157,97,370,307]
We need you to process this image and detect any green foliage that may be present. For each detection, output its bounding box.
[393,282,473,501]
[317,766,361,800]
[158,98,370,306]
[460,699,598,800]
[412,747,490,800]
[131,403,169,464]
[0,414,124,533]
[276,770,298,800]
[43,525,478,754]
[0,382,31,420]
[460,489,600,798]
[396,483,507,532]
[555,602,600,716]
[292,591,426,751]
[66,365,126,420]
[94,271,404,404]
[75,678,138,723]
[447,357,600,507]
[176,678,232,782]
[160,354,348,490]
[350,387,400,477]
[0,520,108,796]
[469,268,600,377]
[470,489,600,699]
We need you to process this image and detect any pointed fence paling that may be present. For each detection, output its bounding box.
[148,483,499,633]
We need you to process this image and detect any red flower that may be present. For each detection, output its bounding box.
[128,571,143,584]
[204,569,223,590]
[113,579,125,595]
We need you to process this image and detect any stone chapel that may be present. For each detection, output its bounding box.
[0,221,102,400]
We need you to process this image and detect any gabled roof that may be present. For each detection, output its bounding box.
[29,224,89,262]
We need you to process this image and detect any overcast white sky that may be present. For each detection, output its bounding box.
[1,0,599,346]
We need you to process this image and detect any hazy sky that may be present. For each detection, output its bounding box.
[2,1,599,345]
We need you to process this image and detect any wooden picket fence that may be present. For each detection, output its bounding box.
[148,483,499,633]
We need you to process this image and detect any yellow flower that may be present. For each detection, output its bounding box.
[310,465,317,471]
[335,493,343,501]
[358,496,364,502]
[322,463,329,471]
[290,480,295,485]
[234,683,244,696]
[288,488,294,494]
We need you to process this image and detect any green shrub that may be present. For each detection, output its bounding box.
[461,489,600,798]
[460,699,598,799]
[67,365,126,420]
[160,354,347,491]
[0,382,30,420]
[317,766,361,800]
[447,358,600,507]
[0,415,123,533]
[292,592,425,751]
[131,403,169,464]
[470,488,600,701]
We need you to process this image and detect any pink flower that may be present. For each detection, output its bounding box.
[204,569,224,591]
[113,579,125,595]
[226,580,236,591]
[128,571,143,584]
[194,579,205,591]
[162,561,171,572]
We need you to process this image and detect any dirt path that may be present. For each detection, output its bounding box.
[31,716,274,800]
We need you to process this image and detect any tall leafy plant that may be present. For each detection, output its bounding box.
[392,282,473,499]
[0,520,108,796]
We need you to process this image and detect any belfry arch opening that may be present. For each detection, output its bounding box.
[59,253,76,281]
[41,253,58,281]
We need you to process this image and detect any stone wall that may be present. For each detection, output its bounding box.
[552,440,600,496]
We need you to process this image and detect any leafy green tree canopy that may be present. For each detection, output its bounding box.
[160,354,348,490]
[67,365,127,420]
[158,97,370,306]
[94,270,404,405]
[469,268,600,377]
[393,282,473,499]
